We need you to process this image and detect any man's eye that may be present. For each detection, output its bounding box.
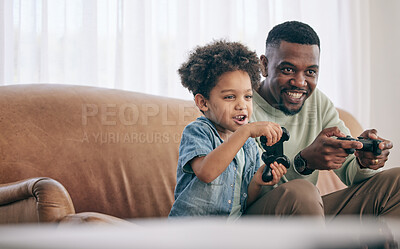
[281,68,294,74]
[306,70,317,77]
[224,95,234,99]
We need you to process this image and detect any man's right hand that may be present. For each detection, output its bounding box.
[300,127,363,170]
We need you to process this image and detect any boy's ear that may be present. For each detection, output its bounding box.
[194,93,208,112]
[260,55,268,77]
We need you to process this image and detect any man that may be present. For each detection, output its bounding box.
[246,21,400,218]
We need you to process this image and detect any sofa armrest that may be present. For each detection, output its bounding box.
[58,212,136,226]
[0,177,75,223]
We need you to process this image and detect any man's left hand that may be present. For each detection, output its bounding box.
[355,129,393,170]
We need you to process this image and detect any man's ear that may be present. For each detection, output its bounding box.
[194,93,208,112]
[260,55,268,77]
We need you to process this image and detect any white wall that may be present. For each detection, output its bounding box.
[369,0,400,168]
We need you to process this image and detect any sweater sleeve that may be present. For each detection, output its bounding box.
[319,91,378,185]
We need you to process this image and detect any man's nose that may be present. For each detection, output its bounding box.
[290,73,307,87]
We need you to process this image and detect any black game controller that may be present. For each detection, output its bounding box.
[260,127,290,182]
[337,136,382,155]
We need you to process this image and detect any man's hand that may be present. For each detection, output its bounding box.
[301,127,363,170]
[355,129,393,170]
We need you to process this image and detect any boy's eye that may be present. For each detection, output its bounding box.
[245,95,253,100]
[224,95,234,99]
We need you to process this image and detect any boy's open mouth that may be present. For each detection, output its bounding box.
[233,115,247,125]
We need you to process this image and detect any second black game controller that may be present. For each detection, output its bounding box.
[260,127,290,182]
[337,136,382,155]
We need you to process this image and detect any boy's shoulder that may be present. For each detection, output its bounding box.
[179,117,223,155]
[185,116,215,131]
[191,116,212,125]
[183,116,220,139]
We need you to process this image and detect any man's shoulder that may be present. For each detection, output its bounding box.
[253,90,266,106]
[251,91,278,119]
[304,88,335,112]
[308,88,330,103]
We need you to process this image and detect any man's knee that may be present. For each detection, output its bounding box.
[278,179,321,202]
[274,179,323,215]
[363,167,400,216]
[245,179,323,216]
[375,167,400,181]
[372,168,400,193]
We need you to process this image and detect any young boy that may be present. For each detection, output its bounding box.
[169,40,287,219]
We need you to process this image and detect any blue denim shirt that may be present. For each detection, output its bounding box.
[169,116,261,217]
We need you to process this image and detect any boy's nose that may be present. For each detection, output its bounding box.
[235,100,247,110]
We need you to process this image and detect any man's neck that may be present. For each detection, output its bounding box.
[256,80,276,109]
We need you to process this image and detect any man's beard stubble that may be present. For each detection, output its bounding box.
[276,99,304,116]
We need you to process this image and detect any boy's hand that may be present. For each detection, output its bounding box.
[253,162,287,186]
[246,162,287,206]
[245,121,282,146]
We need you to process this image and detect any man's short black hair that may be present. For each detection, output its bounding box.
[266,21,320,51]
[179,40,260,99]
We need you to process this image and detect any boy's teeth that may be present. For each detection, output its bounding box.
[287,92,302,98]
[235,115,245,120]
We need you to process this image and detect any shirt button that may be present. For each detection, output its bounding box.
[228,200,232,204]
[233,167,237,171]
[231,184,234,187]
[243,193,247,197]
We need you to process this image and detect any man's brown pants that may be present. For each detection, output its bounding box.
[245,168,400,218]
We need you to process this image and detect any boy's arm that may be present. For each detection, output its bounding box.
[191,121,282,183]
[191,126,252,183]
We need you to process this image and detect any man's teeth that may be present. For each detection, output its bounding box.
[287,92,303,99]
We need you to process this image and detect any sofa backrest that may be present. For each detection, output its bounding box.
[0,84,200,219]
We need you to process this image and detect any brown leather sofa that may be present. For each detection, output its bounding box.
[0,84,363,224]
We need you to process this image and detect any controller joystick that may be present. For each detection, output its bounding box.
[337,136,382,155]
[260,127,291,182]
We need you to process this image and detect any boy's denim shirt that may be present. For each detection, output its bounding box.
[169,116,261,217]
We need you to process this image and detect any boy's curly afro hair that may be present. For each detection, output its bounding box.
[178,40,261,99]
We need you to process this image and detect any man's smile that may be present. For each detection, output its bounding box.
[282,89,307,105]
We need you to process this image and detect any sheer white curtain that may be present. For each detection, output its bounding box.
[0,0,370,126]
